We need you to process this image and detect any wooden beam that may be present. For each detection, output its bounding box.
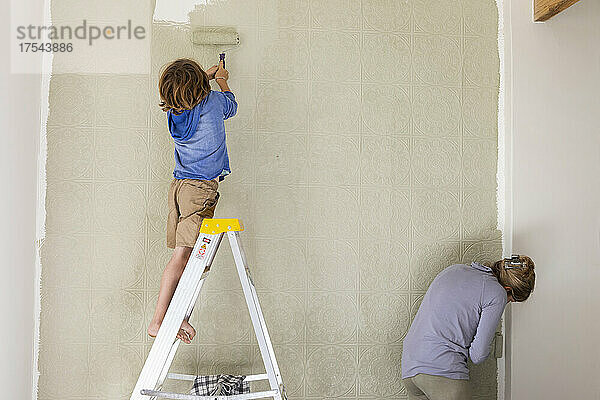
[534,0,581,21]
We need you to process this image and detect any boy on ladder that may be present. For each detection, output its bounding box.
[147,58,237,344]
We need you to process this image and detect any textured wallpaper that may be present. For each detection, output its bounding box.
[39,0,501,399]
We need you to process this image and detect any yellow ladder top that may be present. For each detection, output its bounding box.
[200,218,244,234]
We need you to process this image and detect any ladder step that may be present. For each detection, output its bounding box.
[167,373,269,382]
[140,389,279,400]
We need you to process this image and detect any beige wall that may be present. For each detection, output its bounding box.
[39,1,503,399]
[507,0,600,398]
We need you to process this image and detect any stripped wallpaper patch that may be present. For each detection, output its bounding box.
[39,0,502,399]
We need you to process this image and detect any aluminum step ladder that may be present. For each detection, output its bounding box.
[130,218,286,400]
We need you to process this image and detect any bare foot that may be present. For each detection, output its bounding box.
[147,319,196,344]
[147,320,161,338]
[178,320,196,344]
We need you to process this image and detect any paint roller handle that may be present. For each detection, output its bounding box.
[219,53,226,69]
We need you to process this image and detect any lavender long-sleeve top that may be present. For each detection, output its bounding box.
[401,262,507,380]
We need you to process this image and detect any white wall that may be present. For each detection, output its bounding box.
[0,35,40,400]
[1,2,48,398]
[507,0,600,398]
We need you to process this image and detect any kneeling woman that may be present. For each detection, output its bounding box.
[401,255,535,400]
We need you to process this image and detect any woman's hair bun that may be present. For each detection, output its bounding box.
[492,255,536,302]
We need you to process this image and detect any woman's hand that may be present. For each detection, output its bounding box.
[206,64,218,80]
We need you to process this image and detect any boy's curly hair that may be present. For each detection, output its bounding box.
[158,58,210,115]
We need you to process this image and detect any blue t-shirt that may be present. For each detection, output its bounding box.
[167,90,237,180]
[401,262,507,380]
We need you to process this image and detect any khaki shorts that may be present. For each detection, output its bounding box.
[167,178,219,249]
[403,374,471,400]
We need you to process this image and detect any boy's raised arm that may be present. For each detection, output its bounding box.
[215,60,231,92]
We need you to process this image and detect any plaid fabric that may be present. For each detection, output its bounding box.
[190,374,249,396]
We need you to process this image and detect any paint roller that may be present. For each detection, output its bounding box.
[192,27,240,68]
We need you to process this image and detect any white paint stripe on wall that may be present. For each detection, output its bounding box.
[495,0,510,398]
[33,0,53,397]
[153,0,207,23]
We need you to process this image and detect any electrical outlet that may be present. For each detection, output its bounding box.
[494,332,504,358]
